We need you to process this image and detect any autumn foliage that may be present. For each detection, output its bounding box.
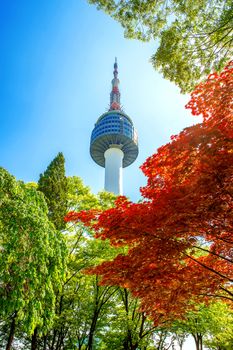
[65,62,233,324]
[186,60,233,136]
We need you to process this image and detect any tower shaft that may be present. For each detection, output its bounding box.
[104,147,123,195]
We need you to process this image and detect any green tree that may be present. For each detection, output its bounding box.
[98,288,159,350]
[38,152,68,230]
[0,167,66,350]
[203,302,233,350]
[88,0,233,92]
[173,302,233,350]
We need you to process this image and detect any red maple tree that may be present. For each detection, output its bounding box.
[65,62,233,324]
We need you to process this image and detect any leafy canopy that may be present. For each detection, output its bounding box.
[0,167,66,335]
[173,302,233,350]
[88,0,233,92]
[38,152,68,230]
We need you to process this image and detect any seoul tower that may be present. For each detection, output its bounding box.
[90,59,138,195]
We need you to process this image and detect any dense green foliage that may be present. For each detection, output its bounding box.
[173,302,233,350]
[88,0,233,92]
[0,167,66,349]
[38,152,68,230]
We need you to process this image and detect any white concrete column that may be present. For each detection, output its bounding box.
[104,147,124,195]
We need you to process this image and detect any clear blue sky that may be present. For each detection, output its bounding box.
[0,0,200,201]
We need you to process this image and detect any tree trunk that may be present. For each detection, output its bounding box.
[192,333,203,350]
[87,281,101,350]
[87,310,99,350]
[87,323,96,350]
[43,335,47,350]
[55,329,65,350]
[5,314,16,350]
[31,327,38,350]
[51,330,58,350]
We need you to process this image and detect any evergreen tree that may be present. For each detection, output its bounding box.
[38,152,68,230]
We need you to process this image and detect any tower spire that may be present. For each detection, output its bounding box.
[110,58,121,111]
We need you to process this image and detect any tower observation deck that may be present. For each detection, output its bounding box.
[90,59,138,195]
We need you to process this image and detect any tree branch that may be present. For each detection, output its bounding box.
[185,253,233,282]
[193,245,233,264]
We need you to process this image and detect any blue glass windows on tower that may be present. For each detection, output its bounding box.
[91,112,136,144]
[90,109,138,168]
